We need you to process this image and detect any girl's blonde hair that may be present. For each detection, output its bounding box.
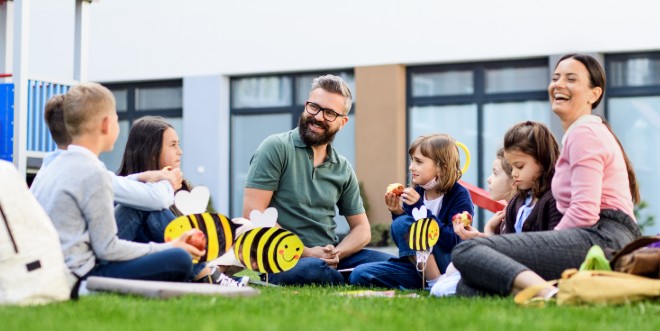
[503,121,559,198]
[408,133,462,194]
[62,82,116,136]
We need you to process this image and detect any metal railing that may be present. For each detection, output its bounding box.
[26,79,71,153]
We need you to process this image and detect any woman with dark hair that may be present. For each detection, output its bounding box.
[451,54,641,299]
[115,116,246,286]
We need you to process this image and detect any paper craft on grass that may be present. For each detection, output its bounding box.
[336,290,420,298]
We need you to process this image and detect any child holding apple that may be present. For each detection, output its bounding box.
[349,133,473,289]
[30,83,203,282]
[113,116,247,286]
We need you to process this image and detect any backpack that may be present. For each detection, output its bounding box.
[0,160,77,305]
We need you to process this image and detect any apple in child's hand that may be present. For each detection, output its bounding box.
[452,211,473,227]
[186,229,206,251]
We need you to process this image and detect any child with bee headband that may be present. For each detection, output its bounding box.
[349,133,474,289]
[30,82,202,282]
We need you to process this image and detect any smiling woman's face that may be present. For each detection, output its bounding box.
[548,58,602,126]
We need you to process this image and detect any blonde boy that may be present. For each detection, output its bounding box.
[31,82,201,281]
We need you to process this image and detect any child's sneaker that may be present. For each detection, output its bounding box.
[197,266,249,287]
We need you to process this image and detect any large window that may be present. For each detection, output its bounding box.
[606,52,660,235]
[230,71,356,232]
[101,80,183,172]
[408,59,551,227]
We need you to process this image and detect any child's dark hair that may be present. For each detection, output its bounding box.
[44,94,71,147]
[117,116,191,192]
[408,133,462,194]
[503,121,559,198]
[495,148,513,179]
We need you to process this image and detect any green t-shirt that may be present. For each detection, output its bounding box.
[245,128,364,247]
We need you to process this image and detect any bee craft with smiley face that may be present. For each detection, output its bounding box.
[408,216,440,251]
[164,212,238,263]
[232,208,304,273]
[233,227,304,273]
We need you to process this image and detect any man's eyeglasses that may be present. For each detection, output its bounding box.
[305,101,346,122]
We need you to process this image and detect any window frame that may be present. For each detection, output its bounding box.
[406,58,549,226]
[105,79,184,126]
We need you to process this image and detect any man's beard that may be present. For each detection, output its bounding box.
[298,113,339,146]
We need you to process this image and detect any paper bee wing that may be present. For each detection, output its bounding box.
[408,218,439,251]
[233,227,303,273]
[411,206,428,221]
[174,186,211,215]
[163,212,238,262]
[249,207,278,228]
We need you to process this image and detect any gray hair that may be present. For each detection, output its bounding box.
[310,74,353,114]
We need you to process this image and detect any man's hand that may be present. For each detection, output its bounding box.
[303,244,339,268]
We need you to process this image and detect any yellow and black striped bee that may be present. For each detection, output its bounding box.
[164,212,238,263]
[233,227,304,273]
[408,217,440,251]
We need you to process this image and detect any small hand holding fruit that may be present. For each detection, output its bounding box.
[452,211,473,228]
[169,229,206,260]
[186,228,207,251]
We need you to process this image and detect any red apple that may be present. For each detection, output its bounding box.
[452,211,473,227]
[186,229,207,251]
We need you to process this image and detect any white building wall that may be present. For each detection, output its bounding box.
[24,0,660,82]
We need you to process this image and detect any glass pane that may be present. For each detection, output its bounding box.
[481,101,551,225]
[100,120,130,172]
[111,89,128,112]
[136,86,182,110]
[609,57,660,87]
[295,72,356,105]
[231,113,292,217]
[232,76,292,108]
[609,96,660,235]
[411,71,473,97]
[409,104,478,186]
[485,66,549,93]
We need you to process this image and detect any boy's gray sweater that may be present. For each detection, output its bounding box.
[30,145,172,276]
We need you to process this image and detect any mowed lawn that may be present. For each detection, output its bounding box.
[1,285,658,331]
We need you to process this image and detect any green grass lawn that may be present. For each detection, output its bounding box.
[1,284,658,331]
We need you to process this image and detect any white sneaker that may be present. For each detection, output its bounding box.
[214,273,249,287]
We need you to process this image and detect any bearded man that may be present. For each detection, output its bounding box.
[242,75,394,285]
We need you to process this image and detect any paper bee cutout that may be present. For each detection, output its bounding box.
[233,208,304,273]
[164,186,237,263]
[408,206,440,251]
[165,212,238,263]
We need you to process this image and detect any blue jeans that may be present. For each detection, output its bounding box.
[390,214,452,273]
[88,248,194,282]
[114,206,206,277]
[115,206,175,243]
[265,249,395,286]
[348,257,429,290]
